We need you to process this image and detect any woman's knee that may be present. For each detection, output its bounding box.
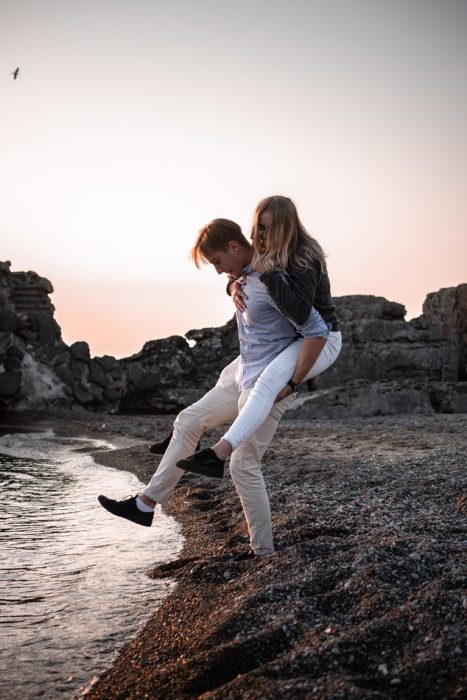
[247,374,280,406]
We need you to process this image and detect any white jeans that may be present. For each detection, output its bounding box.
[144,373,294,555]
[223,331,342,450]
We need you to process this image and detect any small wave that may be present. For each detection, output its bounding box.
[0,431,184,699]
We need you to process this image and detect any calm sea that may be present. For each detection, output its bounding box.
[0,426,183,699]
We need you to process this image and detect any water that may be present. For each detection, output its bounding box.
[0,428,184,699]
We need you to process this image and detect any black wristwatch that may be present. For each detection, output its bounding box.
[287,379,298,392]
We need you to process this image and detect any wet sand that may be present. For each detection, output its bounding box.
[11,410,467,698]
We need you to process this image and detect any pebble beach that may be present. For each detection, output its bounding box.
[17,411,467,699]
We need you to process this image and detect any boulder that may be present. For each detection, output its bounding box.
[88,359,110,388]
[0,310,18,332]
[421,284,467,379]
[0,371,22,398]
[70,341,91,363]
[286,380,430,419]
[334,295,406,321]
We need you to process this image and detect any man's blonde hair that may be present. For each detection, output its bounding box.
[190,218,250,268]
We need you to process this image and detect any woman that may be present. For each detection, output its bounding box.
[178,195,342,474]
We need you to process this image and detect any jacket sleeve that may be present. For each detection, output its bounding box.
[260,260,321,325]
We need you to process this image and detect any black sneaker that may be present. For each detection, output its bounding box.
[149,431,201,455]
[149,431,173,454]
[232,549,257,561]
[176,448,224,479]
[97,494,153,527]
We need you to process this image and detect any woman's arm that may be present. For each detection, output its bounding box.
[259,260,322,326]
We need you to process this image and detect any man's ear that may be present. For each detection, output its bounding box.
[228,240,240,253]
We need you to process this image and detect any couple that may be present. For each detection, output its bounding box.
[98,195,342,556]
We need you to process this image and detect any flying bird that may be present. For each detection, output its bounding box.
[12,67,19,80]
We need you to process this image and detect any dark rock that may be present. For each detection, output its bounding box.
[1,259,466,416]
[103,386,121,403]
[71,360,88,381]
[334,295,406,321]
[88,359,110,388]
[6,345,24,359]
[52,351,71,368]
[103,386,121,402]
[88,384,104,403]
[0,371,22,397]
[429,381,467,413]
[422,284,467,379]
[28,312,61,352]
[54,364,74,386]
[0,335,11,356]
[94,355,118,371]
[16,328,38,342]
[287,380,435,419]
[73,382,94,404]
[0,310,18,332]
[4,356,22,372]
[70,341,91,363]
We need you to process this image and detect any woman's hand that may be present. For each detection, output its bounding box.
[231,278,247,312]
[274,384,294,403]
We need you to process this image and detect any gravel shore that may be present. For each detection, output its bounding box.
[16,411,467,699]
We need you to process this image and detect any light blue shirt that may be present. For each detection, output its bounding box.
[236,269,329,390]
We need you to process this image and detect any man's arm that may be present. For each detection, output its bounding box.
[274,337,326,402]
[269,280,328,402]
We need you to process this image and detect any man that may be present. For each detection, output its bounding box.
[98,219,326,556]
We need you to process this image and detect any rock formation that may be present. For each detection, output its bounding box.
[119,320,239,414]
[0,259,466,416]
[0,261,124,411]
[287,290,467,418]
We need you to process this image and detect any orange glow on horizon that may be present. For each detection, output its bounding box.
[51,278,235,359]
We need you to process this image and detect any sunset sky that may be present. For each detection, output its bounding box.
[2,0,466,358]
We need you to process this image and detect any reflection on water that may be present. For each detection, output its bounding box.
[0,430,184,699]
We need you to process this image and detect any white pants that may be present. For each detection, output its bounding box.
[223,331,342,450]
[144,374,294,555]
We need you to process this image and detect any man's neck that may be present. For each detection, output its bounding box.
[239,247,253,270]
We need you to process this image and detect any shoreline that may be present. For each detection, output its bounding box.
[5,410,467,698]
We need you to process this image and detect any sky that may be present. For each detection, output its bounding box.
[1,0,466,358]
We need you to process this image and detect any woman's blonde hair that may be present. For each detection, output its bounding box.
[251,195,326,273]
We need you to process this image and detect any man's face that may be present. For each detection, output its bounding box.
[207,242,245,276]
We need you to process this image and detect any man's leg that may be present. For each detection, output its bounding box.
[148,357,242,456]
[98,381,240,525]
[142,381,239,503]
[229,390,295,555]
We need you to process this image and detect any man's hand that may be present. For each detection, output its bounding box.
[231,278,247,312]
[274,384,294,402]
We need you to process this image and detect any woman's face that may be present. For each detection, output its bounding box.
[257,210,272,250]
